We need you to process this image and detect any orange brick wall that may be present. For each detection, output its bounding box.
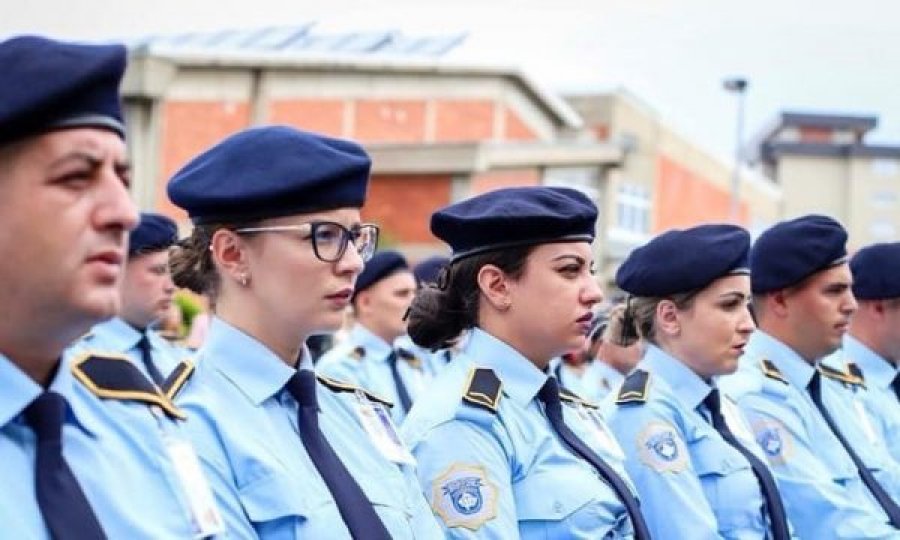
[654,155,748,231]
[434,99,495,142]
[799,126,833,144]
[362,175,453,244]
[269,99,344,137]
[353,99,427,143]
[503,106,538,141]
[157,101,250,219]
[470,169,541,195]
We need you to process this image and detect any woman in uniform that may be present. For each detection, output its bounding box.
[167,125,441,539]
[402,186,650,539]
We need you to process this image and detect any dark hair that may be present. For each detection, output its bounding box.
[169,221,257,302]
[407,245,535,351]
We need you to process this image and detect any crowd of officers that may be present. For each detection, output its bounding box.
[5,33,900,540]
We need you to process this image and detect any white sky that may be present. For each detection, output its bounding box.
[4,0,898,162]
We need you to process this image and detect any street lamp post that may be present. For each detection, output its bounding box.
[723,77,748,223]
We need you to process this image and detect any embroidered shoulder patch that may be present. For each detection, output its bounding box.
[760,359,789,385]
[462,367,502,413]
[70,352,185,419]
[636,421,688,473]
[751,418,794,466]
[616,369,650,404]
[316,374,394,408]
[431,463,498,530]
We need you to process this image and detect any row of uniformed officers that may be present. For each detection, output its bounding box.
[5,34,900,540]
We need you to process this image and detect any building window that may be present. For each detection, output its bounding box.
[616,183,650,234]
[542,166,601,201]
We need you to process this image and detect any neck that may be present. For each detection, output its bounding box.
[357,319,399,347]
[216,295,303,367]
[849,326,895,366]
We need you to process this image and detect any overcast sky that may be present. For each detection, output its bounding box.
[5,0,898,162]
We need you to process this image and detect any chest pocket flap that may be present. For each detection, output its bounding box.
[238,473,331,523]
[689,431,751,477]
[513,468,598,522]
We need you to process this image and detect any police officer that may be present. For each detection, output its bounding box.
[67,212,184,386]
[0,35,222,538]
[317,250,426,423]
[166,125,442,538]
[834,243,900,463]
[720,215,900,538]
[605,224,793,539]
[402,186,649,538]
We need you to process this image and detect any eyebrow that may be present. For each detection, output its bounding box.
[551,254,587,264]
[49,151,130,173]
[718,291,749,301]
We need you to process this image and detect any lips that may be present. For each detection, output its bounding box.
[325,287,353,300]
[86,249,123,266]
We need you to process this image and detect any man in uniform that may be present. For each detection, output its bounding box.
[0,35,222,538]
[720,215,900,538]
[67,212,184,385]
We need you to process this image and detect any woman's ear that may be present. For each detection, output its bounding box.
[655,299,681,338]
[210,229,251,287]
[476,264,512,312]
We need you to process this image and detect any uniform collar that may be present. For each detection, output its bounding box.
[844,335,897,391]
[641,344,713,412]
[593,360,625,388]
[89,317,143,351]
[348,323,393,360]
[202,317,297,406]
[462,328,547,406]
[745,330,816,389]
[0,353,97,436]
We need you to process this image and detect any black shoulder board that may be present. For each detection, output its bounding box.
[70,353,185,420]
[397,348,422,369]
[462,367,502,413]
[350,347,366,361]
[818,364,863,387]
[760,359,789,385]
[162,359,195,401]
[559,385,600,409]
[316,374,394,408]
[846,362,866,386]
[616,369,649,405]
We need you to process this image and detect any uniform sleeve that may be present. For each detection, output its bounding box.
[607,404,723,540]
[411,420,518,539]
[738,394,900,539]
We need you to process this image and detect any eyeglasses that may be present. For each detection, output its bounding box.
[234,221,380,263]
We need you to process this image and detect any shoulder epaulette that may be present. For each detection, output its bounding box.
[462,367,502,413]
[162,359,195,401]
[616,369,649,404]
[316,374,394,407]
[559,385,600,409]
[846,362,866,386]
[350,346,365,361]
[70,352,185,420]
[397,348,422,369]
[760,359,789,385]
[818,363,864,388]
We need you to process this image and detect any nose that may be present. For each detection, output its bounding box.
[738,304,756,335]
[582,276,604,307]
[336,242,365,278]
[844,291,858,316]
[95,168,138,234]
[162,270,176,293]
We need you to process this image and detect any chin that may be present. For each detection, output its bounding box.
[76,291,120,324]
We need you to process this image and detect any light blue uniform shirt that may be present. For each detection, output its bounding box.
[604,345,780,539]
[0,353,212,538]
[317,324,429,423]
[401,328,636,539]
[552,358,623,403]
[395,333,450,378]
[176,317,442,539]
[840,335,900,464]
[719,330,900,539]
[818,342,900,501]
[66,316,186,382]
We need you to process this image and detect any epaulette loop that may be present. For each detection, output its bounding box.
[397,348,422,369]
[162,359,195,401]
[616,369,650,404]
[316,374,394,407]
[462,367,502,413]
[70,352,185,420]
[760,359,789,385]
[846,362,866,387]
[559,386,600,409]
[818,364,865,388]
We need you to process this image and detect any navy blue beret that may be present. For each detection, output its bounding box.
[851,242,900,300]
[353,250,409,299]
[168,126,370,224]
[0,35,126,145]
[129,213,178,256]
[751,215,848,294]
[432,187,597,262]
[617,224,750,296]
[413,256,449,286]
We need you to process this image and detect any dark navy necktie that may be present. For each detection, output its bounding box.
[538,377,652,540]
[136,333,165,386]
[25,392,107,540]
[386,351,413,413]
[704,389,790,540]
[285,370,391,540]
[891,373,900,403]
[808,371,900,528]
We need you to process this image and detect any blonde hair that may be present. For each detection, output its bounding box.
[616,290,700,347]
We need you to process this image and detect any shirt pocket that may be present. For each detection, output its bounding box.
[690,434,763,534]
[238,473,331,526]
